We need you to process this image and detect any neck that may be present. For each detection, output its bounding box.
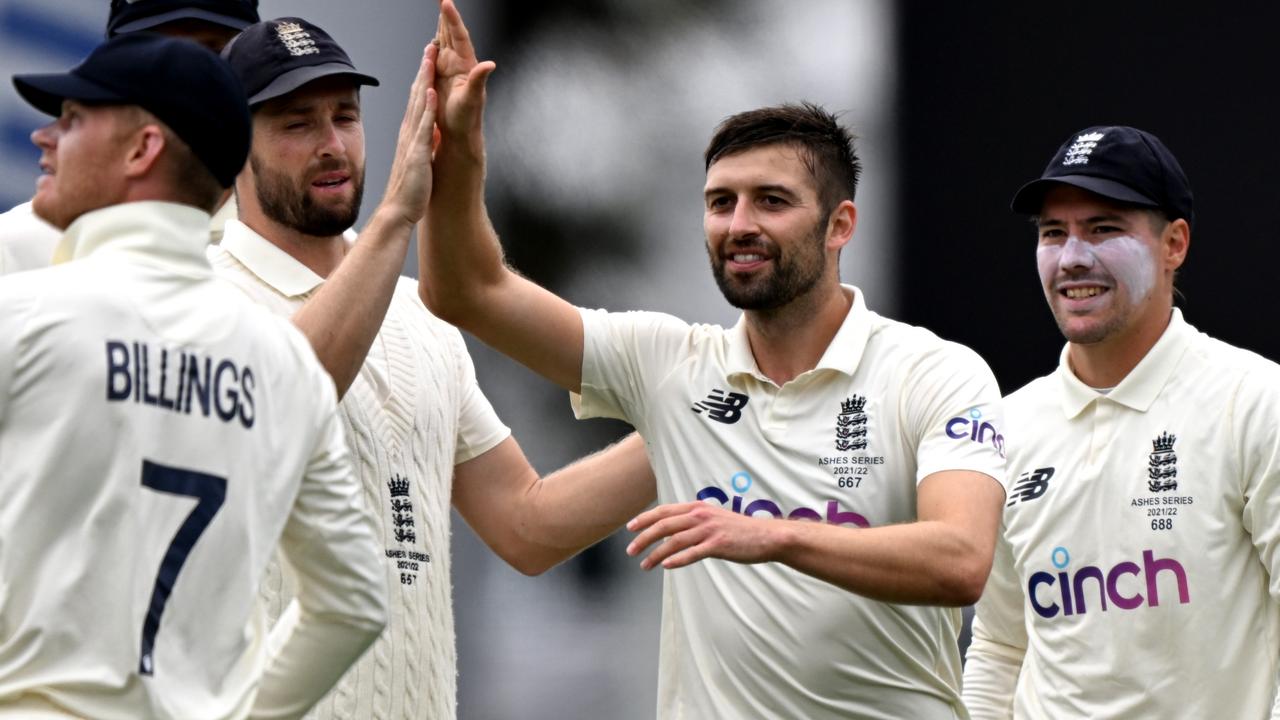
[239,206,347,278]
[744,281,852,385]
[1067,304,1173,389]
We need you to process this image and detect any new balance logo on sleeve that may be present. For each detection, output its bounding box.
[1008,467,1055,506]
[691,389,749,424]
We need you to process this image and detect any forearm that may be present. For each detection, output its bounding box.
[251,602,384,719]
[516,434,657,563]
[772,518,992,605]
[292,207,412,398]
[456,434,655,575]
[962,633,1023,720]
[419,138,510,326]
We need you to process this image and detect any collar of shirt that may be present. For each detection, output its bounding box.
[54,201,212,269]
[1056,308,1194,418]
[725,283,872,383]
[218,218,324,298]
[209,194,238,244]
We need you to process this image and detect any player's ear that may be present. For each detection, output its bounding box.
[1164,217,1190,273]
[826,200,856,253]
[121,123,167,181]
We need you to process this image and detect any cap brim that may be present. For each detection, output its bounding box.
[111,9,254,35]
[1010,175,1159,215]
[12,72,126,117]
[248,63,380,106]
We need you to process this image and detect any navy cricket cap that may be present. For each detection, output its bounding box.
[12,33,251,188]
[108,0,259,37]
[1010,126,1194,228]
[222,17,379,107]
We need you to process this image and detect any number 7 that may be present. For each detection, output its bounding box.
[138,459,227,676]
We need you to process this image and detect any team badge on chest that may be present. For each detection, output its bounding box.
[1129,430,1194,532]
[1147,432,1178,492]
[836,395,869,452]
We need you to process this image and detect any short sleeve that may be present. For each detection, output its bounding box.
[572,307,693,431]
[904,342,1007,486]
[452,332,511,464]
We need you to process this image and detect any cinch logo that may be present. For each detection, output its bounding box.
[1028,546,1190,619]
[696,471,869,527]
[691,388,749,424]
[945,407,1005,458]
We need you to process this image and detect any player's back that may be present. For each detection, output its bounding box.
[0,209,355,719]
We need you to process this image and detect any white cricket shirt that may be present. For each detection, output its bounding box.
[964,310,1280,719]
[0,202,387,719]
[0,201,58,275]
[574,286,1007,719]
[209,220,510,720]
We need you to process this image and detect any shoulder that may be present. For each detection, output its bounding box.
[0,202,60,274]
[871,313,996,381]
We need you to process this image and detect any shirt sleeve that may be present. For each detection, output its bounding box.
[251,379,388,719]
[452,331,511,464]
[1233,370,1280,719]
[962,515,1026,719]
[0,285,38,427]
[903,340,1008,487]
[571,307,693,432]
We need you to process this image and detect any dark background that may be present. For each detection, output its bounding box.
[897,1,1280,393]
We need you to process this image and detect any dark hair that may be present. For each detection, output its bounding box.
[703,102,861,216]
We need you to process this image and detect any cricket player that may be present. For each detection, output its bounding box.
[962,126,1280,718]
[0,0,261,276]
[419,3,1008,716]
[0,34,386,718]
[213,15,655,718]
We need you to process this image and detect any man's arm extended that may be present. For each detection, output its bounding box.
[291,45,439,397]
[419,0,585,393]
[626,469,1004,605]
[453,433,656,576]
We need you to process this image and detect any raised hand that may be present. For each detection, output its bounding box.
[380,43,439,226]
[432,0,495,142]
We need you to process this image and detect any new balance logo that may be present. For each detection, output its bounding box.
[691,389,749,424]
[1008,467,1055,506]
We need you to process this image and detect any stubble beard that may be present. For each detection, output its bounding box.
[250,152,364,237]
[710,220,827,311]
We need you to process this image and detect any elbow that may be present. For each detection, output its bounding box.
[939,554,993,607]
[504,547,562,577]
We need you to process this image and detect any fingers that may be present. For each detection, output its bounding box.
[627,501,700,533]
[626,511,696,558]
[440,0,477,62]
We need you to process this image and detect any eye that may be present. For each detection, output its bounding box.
[1092,224,1123,235]
[706,195,732,211]
[335,114,359,125]
[1038,227,1066,242]
[761,195,787,207]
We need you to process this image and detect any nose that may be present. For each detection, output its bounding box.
[31,121,57,152]
[727,199,759,240]
[1058,235,1095,271]
[315,119,345,159]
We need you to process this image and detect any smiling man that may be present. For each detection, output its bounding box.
[963,126,1280,719]
[419,6,1009,714]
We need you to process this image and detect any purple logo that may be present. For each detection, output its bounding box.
[945,407,1005,458]
[1028,546,1190,619]
[696,471,869,527]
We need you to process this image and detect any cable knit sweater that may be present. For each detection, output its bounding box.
[209,221,509,719]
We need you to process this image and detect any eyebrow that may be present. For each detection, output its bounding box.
[265,99,361,118]
[1037,213,1130,227]
[703,183,801,199]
